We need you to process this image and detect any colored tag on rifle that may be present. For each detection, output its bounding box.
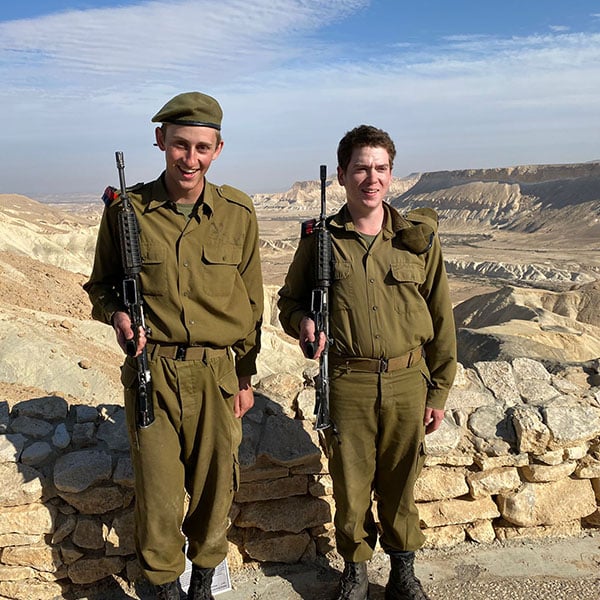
[301,218,317,238]
[102,186,118,206]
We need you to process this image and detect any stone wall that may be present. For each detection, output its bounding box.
[0,357,599,599]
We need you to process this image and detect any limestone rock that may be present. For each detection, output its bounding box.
[53,449,112,493]
[0,503,54,536]
[467,467,521,499]
[414,467,469,502]
[520,461,577,483]
[67,556,125,584]
[418,496,500,528]
[474,361,521,406]
[512,406,551,454]
[497,479,597,526]
[243,529,311,563]
[235,496,331,534]
[543,403,600,447]
[0,462,44,507]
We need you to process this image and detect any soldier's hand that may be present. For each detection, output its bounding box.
[112,311,147,356]
[299,316,326,359]
[234,377,254,418]
[424,407,445,434]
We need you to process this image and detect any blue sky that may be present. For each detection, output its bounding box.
[2,0,600,198]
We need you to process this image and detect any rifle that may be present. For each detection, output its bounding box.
[115,151,154,428]
[306,165,333,431]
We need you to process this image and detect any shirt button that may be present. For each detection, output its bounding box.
[372,306,378,311]
[183,261,189,267]
[189,320,195,325]
[369,278,375,283]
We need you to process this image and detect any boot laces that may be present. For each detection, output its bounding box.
[337,563,367,599]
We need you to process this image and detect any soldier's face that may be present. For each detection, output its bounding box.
[337,146,392,214]
[155,124,223,198]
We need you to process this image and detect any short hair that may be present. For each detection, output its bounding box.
[337,125,396,172]
[160,122,222,146]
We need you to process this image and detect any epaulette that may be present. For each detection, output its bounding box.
[216,184,253,211]
[301,218,317,238]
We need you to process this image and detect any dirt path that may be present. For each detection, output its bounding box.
[220,532,600,600]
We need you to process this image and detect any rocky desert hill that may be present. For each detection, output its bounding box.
[1,159,600,400]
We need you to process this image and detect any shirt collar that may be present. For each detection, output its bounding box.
[329,202,407,239]
[146,174,215,217]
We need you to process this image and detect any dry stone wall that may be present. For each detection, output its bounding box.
[0,358,599,599]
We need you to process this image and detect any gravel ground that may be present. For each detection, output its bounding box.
[78,531,600,600]
[222,532,600,600]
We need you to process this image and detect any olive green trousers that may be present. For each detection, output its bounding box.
[324,360,428,562]
[122,350,242,585]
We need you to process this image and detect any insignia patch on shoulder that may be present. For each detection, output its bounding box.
[102,186,118,206]
[301,218,317,238]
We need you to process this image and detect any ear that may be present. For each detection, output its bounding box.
[337,165,345,187]
[155,126,166,150]
[212,139,224,161]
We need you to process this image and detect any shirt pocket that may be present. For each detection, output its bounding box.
[140,243,167,296]
[202,242,242,296]
[330,260,354,310]
[389,260,427,315]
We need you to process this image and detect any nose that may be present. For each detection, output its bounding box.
[365,167,378,182]
[183,148,199,166]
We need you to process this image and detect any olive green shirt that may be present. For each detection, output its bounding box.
[84,175,263,378]
[277,202,456,409]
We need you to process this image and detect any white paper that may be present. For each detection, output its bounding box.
[180,552,232,596]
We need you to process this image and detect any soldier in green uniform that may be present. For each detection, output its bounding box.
[278,125,456,600]
[84,92,263,600]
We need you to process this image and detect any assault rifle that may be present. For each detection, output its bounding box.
[305,165,333,431]
[115,151,154,428]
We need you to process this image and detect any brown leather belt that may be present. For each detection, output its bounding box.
[329,347,423,373]
[146,343,228,361]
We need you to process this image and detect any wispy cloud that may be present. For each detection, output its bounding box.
[1,0,599,195]
[0,0,366,90]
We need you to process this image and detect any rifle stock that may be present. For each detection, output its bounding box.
[115,151,154,428]
[308,165,332,431]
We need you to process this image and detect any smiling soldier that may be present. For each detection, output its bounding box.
[85,92,263,600]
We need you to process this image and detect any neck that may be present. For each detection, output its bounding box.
[164,174,205,204]
[348,204,385,235]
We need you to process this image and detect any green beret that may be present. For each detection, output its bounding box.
[151,91,223,130]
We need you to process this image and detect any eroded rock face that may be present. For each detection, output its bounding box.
[454,284,600,366]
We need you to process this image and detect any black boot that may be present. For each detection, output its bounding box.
[334,561,369,600]
[187,565,215,600]
[154,580,182,600]
[385,552,429,600]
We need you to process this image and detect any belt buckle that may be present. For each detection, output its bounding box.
[379,358,388,373]
[175,345,186,360]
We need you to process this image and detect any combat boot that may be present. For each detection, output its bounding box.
[187,565,215,600]
[385,551,429,600]
[154,580,181,600]
[334,561,369,600]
